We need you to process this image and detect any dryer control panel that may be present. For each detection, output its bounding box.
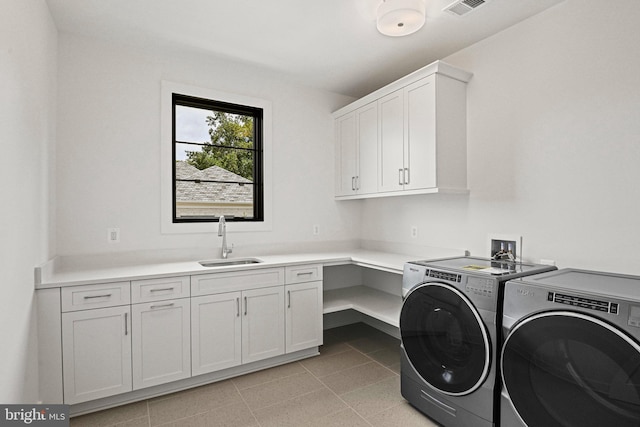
[547,291,619,314]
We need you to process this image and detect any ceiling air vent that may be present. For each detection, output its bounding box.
[444,0,488,16]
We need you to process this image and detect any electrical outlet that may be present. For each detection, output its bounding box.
[107,227,120,243]
[411,226,418,238]
[313,225,320,235]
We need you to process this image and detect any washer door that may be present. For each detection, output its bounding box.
[400,283,491,395]
[502,311,640,427]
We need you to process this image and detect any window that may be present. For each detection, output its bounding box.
[160,81,272,234]
[172,94,264,223]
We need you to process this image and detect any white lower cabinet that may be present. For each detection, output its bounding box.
[62,305,132,404]
[191,286,285,375]
[131,298,191,390]
[191,292,242,375]
[52,266,322,407]
[285,281,323,353]
[242,286,285,363]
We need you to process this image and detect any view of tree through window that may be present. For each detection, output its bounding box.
[172,94,263,222]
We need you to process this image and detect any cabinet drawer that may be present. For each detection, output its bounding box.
[131,276,190,303]
[191,267,285,296]
[285,264,323,284]
[62,282,130,312]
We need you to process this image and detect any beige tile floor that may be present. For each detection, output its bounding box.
[70,323,440,427]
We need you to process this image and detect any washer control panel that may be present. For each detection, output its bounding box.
[466,277,495,298]
[629,306,640,328]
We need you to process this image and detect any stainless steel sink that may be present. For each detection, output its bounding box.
[198,258,263,268]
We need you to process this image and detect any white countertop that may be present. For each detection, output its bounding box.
[35,247,464,289]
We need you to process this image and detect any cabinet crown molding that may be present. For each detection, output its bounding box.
[333,60,472,118]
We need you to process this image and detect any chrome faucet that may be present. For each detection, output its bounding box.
[218,216,233,259]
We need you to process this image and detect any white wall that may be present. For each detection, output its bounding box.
[0,0,57,403]
[56,35,359,259]
[361,0,640,274]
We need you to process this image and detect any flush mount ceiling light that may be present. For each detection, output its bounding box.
[377,0,426,37]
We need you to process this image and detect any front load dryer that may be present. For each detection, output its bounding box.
[501,269,640,427]
[400,256,557,427]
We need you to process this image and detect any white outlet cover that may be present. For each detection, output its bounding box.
[108,227,120,243]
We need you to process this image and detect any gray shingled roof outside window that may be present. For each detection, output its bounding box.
[175,161,252,204]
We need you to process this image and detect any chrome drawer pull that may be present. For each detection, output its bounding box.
[83,294,112,299]
[150,302,175,309]
[149,287,175,292]
[296,271,314,276]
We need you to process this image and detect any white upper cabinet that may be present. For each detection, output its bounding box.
[335,112,357,196]
[378,89,405,193]
[356,103,379,195]
[333,60,472,199]
[335,102,378,196]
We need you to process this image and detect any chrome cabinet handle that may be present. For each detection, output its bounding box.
[288,290,291,308]
[296,271,314,276]
[150,302,175,309]
[84,294,112,299]
[236,297,240,317]
[351,176,356,191]
[244,296,247,316]
[124,312,128,336]
[150,287,174,293]
[404,168,410,185]
[399,168,404,186]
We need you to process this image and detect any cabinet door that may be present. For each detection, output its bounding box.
[356,102,378,194]
[132,299,190,390]
[405,76,437,190]
[285,282,323,353]
[191,292,242,376]
[378,89,405,192]
[62,306,132,404]
[335,112,357,196]
[242,286,285,364]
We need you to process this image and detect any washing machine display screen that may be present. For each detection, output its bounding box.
[502,312,640,427]
[400,283,490,395]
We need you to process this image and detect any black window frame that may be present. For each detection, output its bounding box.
[171,93,264,223]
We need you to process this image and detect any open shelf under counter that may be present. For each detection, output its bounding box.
[323,286,402,328]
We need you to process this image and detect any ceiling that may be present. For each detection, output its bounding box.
[45,0,564,98]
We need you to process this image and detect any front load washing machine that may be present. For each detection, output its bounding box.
[501,269,640,427]
[400,256,557,427]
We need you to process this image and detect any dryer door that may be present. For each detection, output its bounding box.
[400,282,490,396]
[502,311,640,427]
